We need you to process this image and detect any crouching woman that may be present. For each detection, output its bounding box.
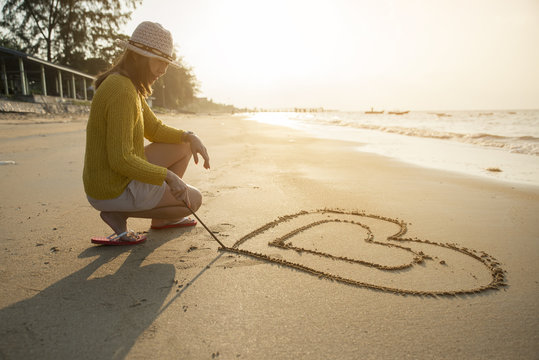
[83,22,210,245]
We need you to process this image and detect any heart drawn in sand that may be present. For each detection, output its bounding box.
[222,209,506,297]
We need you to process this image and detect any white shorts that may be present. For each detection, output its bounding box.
[87,180,166,212]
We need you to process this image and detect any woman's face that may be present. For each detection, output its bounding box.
[148,57,169,83]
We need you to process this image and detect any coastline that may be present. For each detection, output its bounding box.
[1,113,538,359]
[245,111,539,187]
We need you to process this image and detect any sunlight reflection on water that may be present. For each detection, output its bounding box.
[245,112,539,186]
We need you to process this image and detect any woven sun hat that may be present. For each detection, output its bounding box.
[118,21,180,68]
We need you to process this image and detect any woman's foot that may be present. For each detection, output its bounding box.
[91,230,147,246]
[100,211,128,235]
[150,217,197,230]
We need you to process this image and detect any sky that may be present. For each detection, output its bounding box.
[125,0,539,111]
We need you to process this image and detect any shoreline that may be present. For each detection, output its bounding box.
[244,111,539,187]
[1,113,538,359]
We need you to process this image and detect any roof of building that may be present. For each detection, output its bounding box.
[0,46,94,79]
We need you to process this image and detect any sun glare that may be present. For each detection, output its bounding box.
[127,0,539,110]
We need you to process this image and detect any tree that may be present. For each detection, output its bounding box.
[0,0,140,67]
[0,0,200,109]
[152,58,199,110]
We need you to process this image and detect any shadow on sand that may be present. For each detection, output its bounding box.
[0,228,212,359]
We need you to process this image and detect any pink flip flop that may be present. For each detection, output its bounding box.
[91,231,147,246]
[150,217,197,230]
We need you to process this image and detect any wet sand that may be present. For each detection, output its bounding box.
[0,113,538,359]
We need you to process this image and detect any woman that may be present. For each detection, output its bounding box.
[83,21,210,245]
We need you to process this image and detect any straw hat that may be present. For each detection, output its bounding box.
[119,21,180,68]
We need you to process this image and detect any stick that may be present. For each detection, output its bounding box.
[183,201,227,248]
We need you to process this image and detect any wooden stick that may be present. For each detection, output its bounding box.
[183,201,227,248]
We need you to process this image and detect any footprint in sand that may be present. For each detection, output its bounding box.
[221,209,506,297]
[210,223,235,237]
[201,190,216,198]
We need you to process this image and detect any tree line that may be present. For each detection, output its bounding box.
[0,0,198,110]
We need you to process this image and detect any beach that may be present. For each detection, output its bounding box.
[1,112,538,359]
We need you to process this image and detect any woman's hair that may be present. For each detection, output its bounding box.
[94,50,154,97]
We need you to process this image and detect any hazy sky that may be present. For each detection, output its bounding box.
[125,0,539,111]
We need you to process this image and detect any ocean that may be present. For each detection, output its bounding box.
[245,110,539,186]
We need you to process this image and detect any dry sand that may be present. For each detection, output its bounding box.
[0,113,538,359]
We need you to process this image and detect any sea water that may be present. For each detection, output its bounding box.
[245,110,539,186]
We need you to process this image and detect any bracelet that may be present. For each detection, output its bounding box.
[182,131,194,143]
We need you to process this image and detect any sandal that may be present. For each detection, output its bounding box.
[91,230,147,246]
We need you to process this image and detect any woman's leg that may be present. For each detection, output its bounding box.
[99,142,202,236]
[102,183,202,230]
[99,183,202,236]
[143,142,202,227]
[99,212,129,236]
[144,142,191,178]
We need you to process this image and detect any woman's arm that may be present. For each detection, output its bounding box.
[143,98,211,169]
[141,98,184,143]
[105,89,167,185]
[182,131,211,169]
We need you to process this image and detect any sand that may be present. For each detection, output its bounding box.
[0,113,538,359]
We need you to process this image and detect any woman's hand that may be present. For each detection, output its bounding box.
[165,170,191,207]
[186,133,211,169]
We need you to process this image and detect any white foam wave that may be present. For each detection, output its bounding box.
[312,114,539,156]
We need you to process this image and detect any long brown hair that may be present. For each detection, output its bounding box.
[94,50,154,97]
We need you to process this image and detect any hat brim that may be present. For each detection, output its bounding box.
[117,39,181,69]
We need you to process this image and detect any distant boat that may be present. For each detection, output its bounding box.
[388,110,409,115]
[365,107,384,114]
[430,112,452,117]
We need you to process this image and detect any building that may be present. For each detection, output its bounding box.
[0,46,95,101]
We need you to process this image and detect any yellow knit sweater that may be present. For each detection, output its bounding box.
[83,74,184,200]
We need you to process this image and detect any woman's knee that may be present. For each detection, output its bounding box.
[145,142,191,167]
[188,186,203,212]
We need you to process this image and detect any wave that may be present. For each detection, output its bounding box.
[315,119,539,156]
[518,135,539,141]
